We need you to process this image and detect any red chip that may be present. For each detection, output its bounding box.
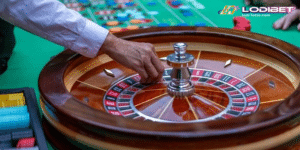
[235,23,251,31]
[233,16,251,31]
[16,137,35,148]
[233,17,250,25]
[237,22,249,26]
[142,19,153,23]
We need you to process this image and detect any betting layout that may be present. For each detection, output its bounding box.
[60,0,216,32]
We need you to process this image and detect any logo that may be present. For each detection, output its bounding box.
[242,6,295,13]
[219,5,296,15]
[218,5,240,15]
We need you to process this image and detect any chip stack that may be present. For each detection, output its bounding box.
[106,21,119,26]
[171,0,181,6]
[109,27,122,33]
[106,0,116,6]
[233,17,251,31]
[157,23,169,27]
[0,88,48,150]
[125,2,135,7]
[147,1,156,6]
[117,13,129,21]
[168,0,182,8]
[179,5,193,17]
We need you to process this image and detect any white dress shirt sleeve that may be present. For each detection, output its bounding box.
[0,0,109,58]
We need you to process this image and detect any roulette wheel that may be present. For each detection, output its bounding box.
[39,27,300,149]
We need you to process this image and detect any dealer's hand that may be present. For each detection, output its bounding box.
[273,9,300,30]
[100,33,164,84]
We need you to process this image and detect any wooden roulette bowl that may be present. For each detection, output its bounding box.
[39,27,300,150]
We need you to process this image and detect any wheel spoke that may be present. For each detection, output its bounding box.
[135,93,168,107]
[185,96,199,120]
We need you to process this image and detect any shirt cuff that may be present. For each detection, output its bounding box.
[71,19,109,58]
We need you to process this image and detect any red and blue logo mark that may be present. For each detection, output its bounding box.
[219,5,296,14]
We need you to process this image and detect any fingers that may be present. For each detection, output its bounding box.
[149,45,164,80]
[135,65,148,84]
[273,10,300,30]
[273,16,286,29]
[112,41,164,84]
[151,56,164,82]
[138,43,164,84]
[298,23,300,31]
[244,0,251,5]
[143,58,159,84]
[142,44,163,84]
[283,11,299,30]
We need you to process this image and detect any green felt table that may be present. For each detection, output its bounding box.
[0,0,299,149]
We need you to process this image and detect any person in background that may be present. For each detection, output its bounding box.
[244,0,300,30]
[0,19,15,76]
[244,0,294,6]
[273,0,300,30]
[0,0,164,84]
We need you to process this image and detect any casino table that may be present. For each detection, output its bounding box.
[56,0,300,44]
[5,0,300,149]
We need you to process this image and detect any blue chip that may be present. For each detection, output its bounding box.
[107,1,116,6]
[157,23,169,27]
[179,5,190,10]
[0,141,12,149]
[147,2,156,6]
[125,2,135,6]
[195,22,206,27]
[0,113,30,130]
[176,23,189,26]
[183,11,193,16]
[181,9,192,13]
[117,13,128,17]
[0,106,28,116]
[0,132,11,142]
[171,0,181,6]
[78,0,89,3]
[12,128,33,140]
[117,16,129,21]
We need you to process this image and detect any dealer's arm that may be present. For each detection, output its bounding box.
[0,0,164,84]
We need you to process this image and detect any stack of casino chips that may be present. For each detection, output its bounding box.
[0,106,37,149]
[106,0,116,6]
[233,17,251,31]
[0,92,37,150]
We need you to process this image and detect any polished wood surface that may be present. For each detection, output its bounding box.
[41,99,300,150]
[68,49,295,121]
[133,83,229,121]
[39,27,300,149]
[42,118,84,150]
